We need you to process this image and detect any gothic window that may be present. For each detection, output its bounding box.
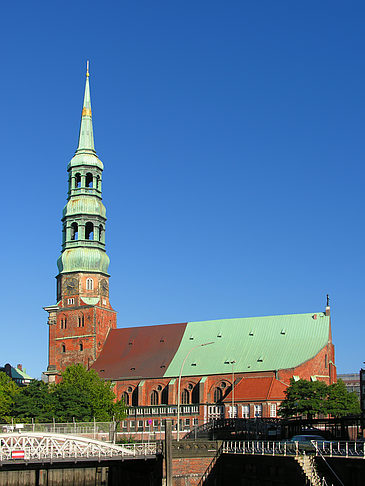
[61,344,66,353]
[150,390,159,405]
[71,222,78,241]
[60,319,63,329]
[213,387,223,403]
[161,387,168,404]
[64,318,67,329]
[78,314,84,328]
[325,354,328,368]
[181,389,190,404]
[132,388,138,406]
[85,173,93,188]
[85,222,94,240]
[75,173,81,188]
[122,392,129,405]
[86,278,94,290]
[79,343,83,351]
[192,384,199,404]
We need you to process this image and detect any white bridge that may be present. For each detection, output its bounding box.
[0,433,160,464]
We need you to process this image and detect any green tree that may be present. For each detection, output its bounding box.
[0,372,18,422]
[12,380,55,422]
[279,379,328,419]
[326,380,361,417]
[55,364,117,421]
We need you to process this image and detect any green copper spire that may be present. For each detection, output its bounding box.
[76,61,95,154]
[57,65,110,276]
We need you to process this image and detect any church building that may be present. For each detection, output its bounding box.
[44,68,336,434]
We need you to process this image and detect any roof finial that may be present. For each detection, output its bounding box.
[326,293,330,307]
[86,60,90,78]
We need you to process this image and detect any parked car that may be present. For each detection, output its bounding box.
[282,434,329,452]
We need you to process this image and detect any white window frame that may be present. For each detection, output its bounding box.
[86,278,94,290]
[254,404,262,418]
[270,403,277,418]
[242,404,250,418]
[67,298,74,305]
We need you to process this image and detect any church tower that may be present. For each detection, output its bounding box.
[44,64,117,382]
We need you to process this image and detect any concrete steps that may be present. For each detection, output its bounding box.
[295,455,323,486]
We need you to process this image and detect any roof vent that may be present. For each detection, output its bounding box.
[130,367,135,371]
[217,332,222,338]
[281,329,286,335]
[160,365,166,368]
[160,338,165,343]
[191,362,197,366]
[257,356,263,362]
[128,340,134,345]
[189,335,194,340]
[249,330,254,336]
[100,369,105,372]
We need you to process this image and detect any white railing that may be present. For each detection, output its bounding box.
[222,440,365,459]
[0,433,159,463]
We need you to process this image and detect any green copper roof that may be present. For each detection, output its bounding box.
[63,196,106,218]
[57,247,110,275]
[76,70,95,155]
[164,313,330,377]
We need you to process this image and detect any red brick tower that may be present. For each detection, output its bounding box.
[44,64,117,383]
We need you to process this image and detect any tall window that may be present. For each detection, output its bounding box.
[85,222,94,240]
[75,173,81,188]
[270,403,277,418]
[254,404,262,418]
[61,344,66,353]
[79,343,83,351]
[78,314,84,328]
[99,225,104,242]
[242,404,250,418]
[150,390,159,405]
[213,387,223,403]
[85,173,93,187]
[181,389,190,404]
[71,222,78,240]
[122,392,129,405]
[86,278,94,290]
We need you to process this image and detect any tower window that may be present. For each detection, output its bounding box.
[85,173,93,188]
[96,175,100,189]
[75,173,81,188]
[86,278,94,290]
[67,298,74,305]
[85,222,94,240]
[79,343,83,351]
[78,314,85,328]
[61,344,66,353]
[99,225,103,242]
[71,222,78,241]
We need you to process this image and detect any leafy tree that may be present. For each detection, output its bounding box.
[55,364,119,421]
[0,372,18,422]
[279,379,328,419]
[12,380,55,422]
[326,380,361,417]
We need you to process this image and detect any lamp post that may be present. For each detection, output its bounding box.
[177,342,214,441]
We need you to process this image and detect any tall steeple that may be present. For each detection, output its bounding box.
[76,61,95,154]
[57,62,109,278]
[44,64,117,383]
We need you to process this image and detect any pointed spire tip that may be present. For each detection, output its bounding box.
[86,60,90,77]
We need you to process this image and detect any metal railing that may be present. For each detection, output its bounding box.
[0,432,161,463]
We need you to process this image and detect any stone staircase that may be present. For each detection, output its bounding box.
[295,454,326,486]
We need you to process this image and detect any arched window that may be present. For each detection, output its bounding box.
[214,387,223,403]
[161,387,168,404]
[64,318,67,329]
[96,175,100,189]
[132,388,138,406]
[71,222,78,241]
[61,344,66,353]
[99,225,103,242]
[85,173,93,188]
[86,278,93,290]
[78,314,84,328]
[79,343,83,351]
[150,390,159,405]
[182,389,190,404]
[75,173,81,188]
[122,392,129,405]
[192,384,199,404]
[85,222,94,240]
[60,319,64,329]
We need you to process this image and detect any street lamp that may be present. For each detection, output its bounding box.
[225,360,236,418]
[177,341,214,441]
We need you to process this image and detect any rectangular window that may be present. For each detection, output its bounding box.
[270,403,277,418]
[193,418,199,426]
[185,418,190,427]
[67,298,74,305]
[254,404,262,418]
[130,420,136,431]
[137,420,143,431]
[122,421,127,430]
[242,405,250,418]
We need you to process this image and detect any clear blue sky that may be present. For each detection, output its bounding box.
[1,1,364,378]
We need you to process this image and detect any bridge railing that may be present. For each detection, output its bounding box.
[222,440,365,458]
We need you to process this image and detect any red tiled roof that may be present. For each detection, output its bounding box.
[224,376,287,402]
[91,322,187,380]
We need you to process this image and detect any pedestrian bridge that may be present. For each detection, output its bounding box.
[0,433,160,465]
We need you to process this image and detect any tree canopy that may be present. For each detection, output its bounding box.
[279,378,361,419]
[5,365,127,423]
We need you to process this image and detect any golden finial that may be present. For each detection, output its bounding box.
[86,60,90,77]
